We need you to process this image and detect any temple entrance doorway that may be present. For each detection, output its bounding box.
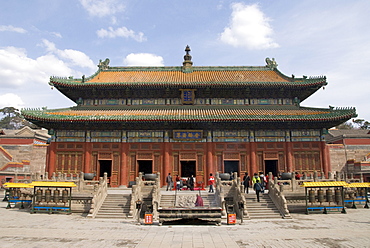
[181,161,196,177]
[224,161,239,175]
[138,160,153,175]
[99,160,112,179]
[265,160,278,176]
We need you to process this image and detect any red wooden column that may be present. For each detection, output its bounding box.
[84,143,92,173]
[120,143,128,186]
[321,141,330,177]
[163,142,171,186]
[286,142,293,172]
[48,142,57,177]
[206,142,214,176]
[250,143,257,175]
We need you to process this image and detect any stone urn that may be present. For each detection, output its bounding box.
[84,173,95,180]
[281,172,292,180]
[143,173,157,181]
[219,173,231,180]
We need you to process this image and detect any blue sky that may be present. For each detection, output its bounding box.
[0,0,369,123]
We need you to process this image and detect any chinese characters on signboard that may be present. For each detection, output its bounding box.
[173,130,203,140]
[180,89,196,104]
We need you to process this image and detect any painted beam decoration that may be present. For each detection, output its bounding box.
[173,130,203,141]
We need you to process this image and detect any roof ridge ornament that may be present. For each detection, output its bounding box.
[182,45,193,73]
[265,57,278,69]
[98,58,110,70]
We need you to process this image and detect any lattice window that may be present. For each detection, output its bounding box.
[184,144,193,150]
[57,144,65,149]
[293,143,300,149]
[277,143,284,149]
[98,152,112,160]
[264,152,278,160]
[141,144,150,150]
[197,154,203,172]
[279,153,285,171]
[216,144,224,150]
[113,153,119,171]
[226,144,236,150]
[312,143,319,148]
[137,153,152,160]
[154,154,160,172]
[93,144,100,149]
[257,152,263,171]
[240,154,246,171]
[267,143,274,149]
[173,153,179,172]
[238,144,246,149]
[112,144,119,149]
[224,153,239,160]
[195,144,203,150]
[303,143,310,149]
[217,154,222,172]
[257,143,264,149]
[130,154,136,172]
[130,144,138,150]
[67,144,74,149]
[57,154,63,171]
[173,144,181,150]
[152,144,160,150]
[76,144,83,149]
[180,153,196,160]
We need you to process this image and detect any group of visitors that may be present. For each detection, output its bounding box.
[242,172,268,202]
[166,173,196,191]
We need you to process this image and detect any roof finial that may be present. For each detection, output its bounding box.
[182,45,193,73]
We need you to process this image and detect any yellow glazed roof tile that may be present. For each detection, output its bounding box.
[87,70,290,83]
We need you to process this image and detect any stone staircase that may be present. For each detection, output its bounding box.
[244,192,283,219]
[95,194,131,219]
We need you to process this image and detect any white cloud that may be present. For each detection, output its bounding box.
[41,39,96,71]
[220,3,279,50]
[79,0,125,18]
[0,25,27,33]
[123,53,164,66]
[97,27,146,42]
[0,93,24,109]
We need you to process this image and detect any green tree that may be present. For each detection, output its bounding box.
[0,107,38,129]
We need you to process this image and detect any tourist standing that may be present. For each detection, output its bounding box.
[254,181,263,202]
[259,172,266,191]
[242,172,250,194]
[208,173,215,193]
[166,173,173,191]
[189,175,195,191]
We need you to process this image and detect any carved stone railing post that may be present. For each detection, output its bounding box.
[87,172,108,218]
[268,174,291,219]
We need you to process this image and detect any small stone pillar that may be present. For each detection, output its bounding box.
[313,171,318,182]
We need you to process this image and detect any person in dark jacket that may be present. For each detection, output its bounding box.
[242,172,251,194]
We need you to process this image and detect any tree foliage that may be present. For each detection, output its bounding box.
[0,107,38,129]
[336,119,370,130]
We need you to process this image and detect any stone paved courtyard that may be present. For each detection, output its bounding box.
[1,190,369,248]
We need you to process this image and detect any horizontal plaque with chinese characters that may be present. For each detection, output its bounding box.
[173,130,203,140]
